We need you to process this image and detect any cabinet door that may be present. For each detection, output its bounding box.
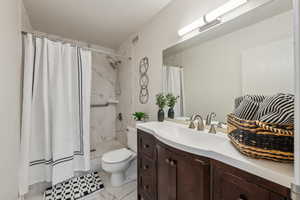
[157,143,210,200]
[213,164,270,200]
[269,192,289,200]
[174,153,210,200]
[157,144,172,200]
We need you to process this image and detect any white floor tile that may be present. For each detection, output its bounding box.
[120,190,137,200]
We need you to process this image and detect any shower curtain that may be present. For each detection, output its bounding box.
[162,65,185,117]
[19,34,92,196]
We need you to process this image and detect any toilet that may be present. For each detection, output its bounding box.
[102,127,137,187]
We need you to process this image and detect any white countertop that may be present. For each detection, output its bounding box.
[137,121,294,188]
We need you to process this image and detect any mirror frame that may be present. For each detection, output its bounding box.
[292,0,300,199]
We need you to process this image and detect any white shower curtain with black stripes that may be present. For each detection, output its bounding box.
[19,34,91,196]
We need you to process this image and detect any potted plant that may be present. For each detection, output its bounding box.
[156,93,166,122]
[132,112,148,122]
[166,93,180,119]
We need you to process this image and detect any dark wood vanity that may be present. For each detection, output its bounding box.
[137,129,291,200]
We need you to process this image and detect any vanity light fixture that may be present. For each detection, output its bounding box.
[205,0,248,23]
[177,0,248,37]
[178,17,206,37]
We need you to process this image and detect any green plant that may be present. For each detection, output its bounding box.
[156,93,166,109]
[166,93,180,108]
[132,112,148,121]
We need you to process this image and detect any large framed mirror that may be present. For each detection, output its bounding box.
[162,0,293,124]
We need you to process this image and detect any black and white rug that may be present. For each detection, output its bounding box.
[44,172,104,200]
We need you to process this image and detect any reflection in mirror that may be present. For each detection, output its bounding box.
[162,0,293,124]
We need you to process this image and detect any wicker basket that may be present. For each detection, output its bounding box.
[227,114,294,162]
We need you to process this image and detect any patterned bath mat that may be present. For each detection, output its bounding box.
[44,171,104,200]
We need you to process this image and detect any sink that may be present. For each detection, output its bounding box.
[142,121,228,151]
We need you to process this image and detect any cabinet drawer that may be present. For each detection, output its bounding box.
[138,131,155,159]
[212,160,291,200]
[139,155,155,175]
[140,174,155,200]
[214,170,269,200]
[140,193,152,200]
[139,155,156,199]
[270,192,289,200]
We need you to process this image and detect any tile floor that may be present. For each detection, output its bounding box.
[25,170,137,200]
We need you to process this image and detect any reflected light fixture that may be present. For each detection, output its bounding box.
[177,17,206,37]
[178,0,248,36]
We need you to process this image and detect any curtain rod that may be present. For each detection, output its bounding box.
[21,31,131,60]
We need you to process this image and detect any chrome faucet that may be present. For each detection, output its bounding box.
[189,114,205,131]
[205,112,216,126]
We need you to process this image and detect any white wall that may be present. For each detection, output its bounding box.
[0,0,22,199]
[118,0,232,121]
[164,11,293,121]
[21,1,33,31]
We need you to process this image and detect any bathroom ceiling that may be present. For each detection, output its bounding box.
[23,0,172,49]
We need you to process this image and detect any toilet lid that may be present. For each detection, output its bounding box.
[102,148,133,164]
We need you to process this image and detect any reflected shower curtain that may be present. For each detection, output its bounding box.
[162,66,185,117]
[19,34,91,196]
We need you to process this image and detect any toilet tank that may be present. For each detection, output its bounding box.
[127,127,137,152]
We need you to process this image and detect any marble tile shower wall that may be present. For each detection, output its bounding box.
[116,41,135,146]
[90,53,118,151]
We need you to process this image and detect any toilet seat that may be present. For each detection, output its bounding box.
[102,148,134,164]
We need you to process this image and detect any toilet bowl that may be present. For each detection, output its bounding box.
[102,148,136,186]
[101,127,137,187]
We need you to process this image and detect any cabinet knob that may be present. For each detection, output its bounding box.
[143,165,149,170]
[170,160,176,167]
[144,185,149,190]
[165,158,171,164]
[143,144,149,148]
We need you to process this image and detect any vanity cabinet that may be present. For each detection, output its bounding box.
[137,129,291,200]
